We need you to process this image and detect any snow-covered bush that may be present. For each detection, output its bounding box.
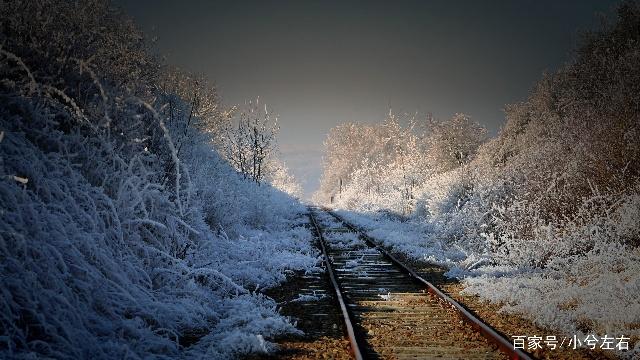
[317,1,640,266]
[0,1,317,358]
[463,185,640,357]
[317,2,640,351]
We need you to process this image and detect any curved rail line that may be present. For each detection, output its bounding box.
[308,206,534,360]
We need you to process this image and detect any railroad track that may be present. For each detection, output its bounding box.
[307,206,534,360]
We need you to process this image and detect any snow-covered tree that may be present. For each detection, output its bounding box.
[263,158,303,198]
[315,110,486,215]
[158,66,228,145]
[222,99,280,184]
[424,113,487,173]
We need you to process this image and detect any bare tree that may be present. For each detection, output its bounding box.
[223,99,279,183]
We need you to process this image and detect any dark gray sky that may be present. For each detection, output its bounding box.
[114,0,619,198]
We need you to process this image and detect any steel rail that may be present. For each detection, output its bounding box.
[308,208,365,360]
[327,209,535,360]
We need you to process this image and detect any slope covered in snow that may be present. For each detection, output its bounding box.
[318,2,640,358]
[0,1,318,358]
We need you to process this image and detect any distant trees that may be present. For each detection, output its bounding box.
[315,111,486,214]
[263,158,303,197]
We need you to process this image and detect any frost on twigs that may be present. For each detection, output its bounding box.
[315,2,640,354]
[0,0,317,358]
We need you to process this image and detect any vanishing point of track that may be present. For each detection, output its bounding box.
[307,206,534,360]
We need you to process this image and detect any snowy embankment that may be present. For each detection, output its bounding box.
[0,127,318,359]
[334,188,640,358]
[0,89,319,360]
[317,4,640,357]
[0,1,319,358]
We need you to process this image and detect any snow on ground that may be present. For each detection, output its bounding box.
[0,112,321,359]
[334,205,640,358]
